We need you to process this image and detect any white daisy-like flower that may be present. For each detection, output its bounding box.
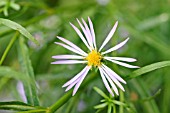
[51,17,139,96]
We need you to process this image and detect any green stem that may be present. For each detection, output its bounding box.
[49,91,72,113]
[48,73,97,113]
[119,90,124,113]
[0,31,19,65]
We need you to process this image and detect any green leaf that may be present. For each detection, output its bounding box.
[17,37,39,106]
[0,31,19,65]
[0,66,34,105]
[17,109,47,113]
[136,13,169,31]
[132,79,160,113]
[141,89,161,102]
[93,87,109,99]
[94,103,108,109]
[0,18,39,45]
[0,101,41,111]
[107,104,112,113]
[96,109,104,113]
[10,1,20,10]
[111,100,128,107]
[126,61,170,79]
[0,66,29,81]
[0,77,10,90]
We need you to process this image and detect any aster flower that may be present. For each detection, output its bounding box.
[51,17,139,96]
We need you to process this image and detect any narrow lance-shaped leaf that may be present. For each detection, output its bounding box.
[93,87,109,99]
[126,61,170,79]
[0,66,29,81]
[0,66,33,100]
[17,37,39,106]
[0,101,43,111]
[94,103,108,109]
[107,104,112,113]
[0,18,39,45]
[17,109,47,113]
[141,89,161,102]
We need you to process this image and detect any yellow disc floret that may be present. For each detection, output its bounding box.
[86,50,102,67]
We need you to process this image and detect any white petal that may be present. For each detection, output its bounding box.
[101,38,129,55]
[81,18,94,49]
[57,36,87,56]
[104,56,137,62]
[99,67,114,96]
[70,22,91,50]
[55,42,84,56]
[101,65,125,91]
[51,60,87,64]
[102,64,126,84]
[62,66,89,87]
[99,21,118,52]
[52,55,85,59]
[72,66,91,96]
[88,17,97,49]
[105,58,139,68]
[77,19,93,49]
[65,77,81,92]
[100,67,119,95]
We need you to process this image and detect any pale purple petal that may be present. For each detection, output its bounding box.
[51,60,87,64]
[52,55,85,59]
[57,36,87,56]
[62,66,89,87]
[72,66,91,96]
[101,65,125,91]
[70,22,91,50]
[88,17,97,49]
[99,67,114,96]
[17,82,27,102]
[101,38,129,55]
[65,77,81,92]
[55,42,84,56]
[102,64,126,84]
[100,67,119,95]
[104,56,137,62]
[77,19,93,49]
[99,21,118,52]
[105,58,139,68]
[81,18,94,49]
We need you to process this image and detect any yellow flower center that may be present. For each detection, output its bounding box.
[86,50,102,67]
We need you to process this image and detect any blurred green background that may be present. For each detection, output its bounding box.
[0,0,170,113]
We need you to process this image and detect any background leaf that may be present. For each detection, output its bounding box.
[0,0,170,113]
[17,37,39,106]
[0,101,41,111]
[126,61,170,79]
[0,18,39,45]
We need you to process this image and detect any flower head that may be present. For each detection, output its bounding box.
[52,17,139,96]
[86,50,102,67]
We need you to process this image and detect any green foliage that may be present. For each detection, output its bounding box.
[0,0,20,16]
[126,61,170,79]
[0,0,170,113]
[94,87,134,113]
[17,37,39,106]
[0,18,39,45]
[0,101,43,111]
